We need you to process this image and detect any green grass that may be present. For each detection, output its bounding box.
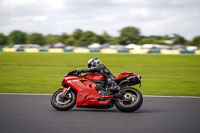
[0,52,200,96]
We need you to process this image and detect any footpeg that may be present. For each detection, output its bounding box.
[113,93,123,99]
[97,97,112,101]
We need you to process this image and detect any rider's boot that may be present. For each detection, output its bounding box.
[108,85,123,99]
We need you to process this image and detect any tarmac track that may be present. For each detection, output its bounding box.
[0,94,200,133]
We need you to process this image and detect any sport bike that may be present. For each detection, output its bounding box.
[51,70,143,112]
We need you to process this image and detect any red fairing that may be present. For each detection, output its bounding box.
[62,75,111,108]
[83,73,105,80]
[83,72,138,81]
[60,72,138,108]
[115,72,138,80]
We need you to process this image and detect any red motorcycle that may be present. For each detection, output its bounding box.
[51,70,143,112]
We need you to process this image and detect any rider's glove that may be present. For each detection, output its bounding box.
[76,69,83,74]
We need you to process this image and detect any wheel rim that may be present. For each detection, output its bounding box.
[54,91,73,106]
[119,91,139,107]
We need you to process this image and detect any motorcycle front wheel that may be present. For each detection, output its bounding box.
[115,87,143,112]
[51,88,76,111]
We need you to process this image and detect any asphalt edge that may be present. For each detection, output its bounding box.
[0,93,200,98]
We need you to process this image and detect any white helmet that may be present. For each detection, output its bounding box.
[88,57,101,68]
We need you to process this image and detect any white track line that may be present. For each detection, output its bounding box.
[0,93,200,98]
[144,95,200,99]
[0,93,51,96]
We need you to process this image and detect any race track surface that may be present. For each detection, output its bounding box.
[0,94,200,133]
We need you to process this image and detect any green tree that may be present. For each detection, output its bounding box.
[96,35,105,44]
[64,36,76,45]
[0,33,8,45]
[9,30,26,44]
[27,33,45,45]
[101,32,110,44]
[45,34,59,44]
[79,31,100,46]
[138,35,173,45]
[71,29,83,45]
[191,36,200,47]
[162,35,173,40]
[138,37,154,45]
[172,34,187,45]
[101,32,118,44]
[118,26,140,45]
[72,29,83,40]
[59,33,69,44]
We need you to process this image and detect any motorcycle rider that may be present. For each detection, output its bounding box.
[77,57,122,98]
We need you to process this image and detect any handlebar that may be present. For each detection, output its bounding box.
[67,70,81,76]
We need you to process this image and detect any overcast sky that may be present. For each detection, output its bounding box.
[0,0,200,39]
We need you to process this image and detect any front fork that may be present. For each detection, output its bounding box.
[61,86,71,98]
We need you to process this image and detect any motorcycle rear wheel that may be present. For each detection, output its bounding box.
[115,87,143,112]
[51,88,76,111]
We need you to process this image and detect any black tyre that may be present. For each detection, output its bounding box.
[115,87,143,112]
[51,88,76,111]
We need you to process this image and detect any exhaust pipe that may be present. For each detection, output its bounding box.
[119,75,141,87]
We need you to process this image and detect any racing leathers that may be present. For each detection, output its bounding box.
[80,64,120,92]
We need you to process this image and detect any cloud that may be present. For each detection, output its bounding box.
[1,0,36,7]
[129,8,151,18]
[0,0,200,39]
[11,16,47,22]
[111,0,150,5]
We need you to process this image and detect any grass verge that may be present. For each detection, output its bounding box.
[0,52,200,96]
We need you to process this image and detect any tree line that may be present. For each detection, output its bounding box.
[0,26,200,47]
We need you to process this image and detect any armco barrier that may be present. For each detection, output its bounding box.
[118,50,129,53]
[195,50,200,55]
[90,49,100,53]
[148,50,160,54]
[180,50,194,54]
[100,49,118,54]
[24,48,39,53]
[40,49,48,52]
[161,50,180,55]
[16,49,24,52]
[73,48,90,53]
[0,48,200,55]
[3,48,16,52]
[48,48,64,53]
[64,49,73,52]
[129,49,148,54]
